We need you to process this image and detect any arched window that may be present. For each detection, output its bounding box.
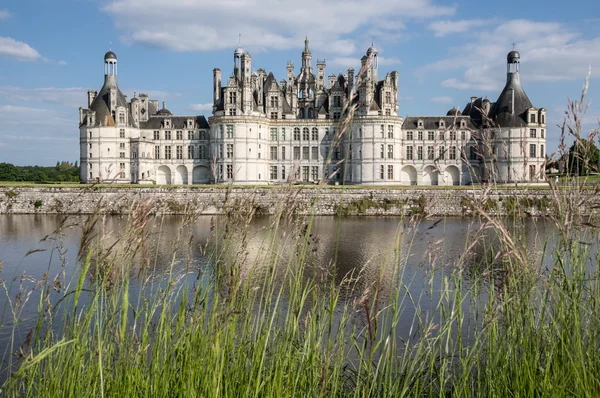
[302,127,309,141]
[311,127,318,141]
[308,108,314,118]
[300,108,305,118]
[293,127,300,140]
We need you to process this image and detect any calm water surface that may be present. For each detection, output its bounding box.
[0,214,556,375]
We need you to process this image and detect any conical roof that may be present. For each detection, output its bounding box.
[488,73,533,128]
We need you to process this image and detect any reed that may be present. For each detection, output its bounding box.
[1,76,600,397]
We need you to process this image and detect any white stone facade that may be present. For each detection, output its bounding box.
[79,43,546,185]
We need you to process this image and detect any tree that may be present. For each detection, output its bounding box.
[567,138,600,175]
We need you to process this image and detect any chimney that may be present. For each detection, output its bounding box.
[213,68,222,104]
[87,90,97,108]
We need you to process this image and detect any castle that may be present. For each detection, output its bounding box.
[79,39,546,185]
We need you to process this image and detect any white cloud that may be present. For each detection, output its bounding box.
[58,60,68,66]
[428,19,495,37]
[0,37,44,61]
[430,96,454,104]
[190,103,213,113]
[0,9,11,20]
[103,0,454,55]
[0,86,87,108]
[423,19,600,91]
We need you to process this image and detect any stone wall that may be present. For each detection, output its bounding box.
[0,186,595,217]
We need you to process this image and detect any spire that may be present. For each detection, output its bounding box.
[301,36,312,71]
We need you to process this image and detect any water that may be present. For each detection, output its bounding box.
[0,214,556,379]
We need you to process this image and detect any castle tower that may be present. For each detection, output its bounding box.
[301,36,312,73]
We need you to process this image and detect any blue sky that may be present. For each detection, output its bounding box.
[0,0,599,166]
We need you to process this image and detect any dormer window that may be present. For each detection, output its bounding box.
[530,113,536,123]
[187,119,194,129]
[460,120,466,128]
[418,119,423,128]
[439,119,445,129]
[164,119,171,128]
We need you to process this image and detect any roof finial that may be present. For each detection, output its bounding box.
[238,33,241,47]
[512,42,516,50]
[372,37,374,47]
[109,41,112,51]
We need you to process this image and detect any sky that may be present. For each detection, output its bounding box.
[0,0,599,166]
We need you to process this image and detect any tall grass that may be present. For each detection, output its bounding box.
[1,79,600,396]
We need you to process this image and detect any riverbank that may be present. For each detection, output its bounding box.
[0,185,595,216]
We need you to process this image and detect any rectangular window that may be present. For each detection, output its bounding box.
[333,96,341,107]
[380,125,385,138]
[311,166,318,181]
[530,129,536,138]
[119,142,125,149]
[417,146,423,160]
[188,146,194,159]
[311,147,318,160]
[270,96,279,108]
[219,164,223,179]
[541,129,545,138]
[439,147,445,160]
[165,131,171,140]
[226,164,233,179]
[176,130,183,140]
[461,131,466,141]
[302,128,309,141]
[153,131,159,140]
[120,129,125,138]
[176,145,183,159]
[281,128,286,141]
[380,165,384,179]
[385,92,391,104]
[188,131,195,140]
[294,128,300,141]
[406,146,413,160]
[418,131,423,140]
[388,144,394,159]
[469,146,477,160]
[219,144,223,159]
[271,128,277,140]
[199,145,206,159]
[311,128,318,141]
[387,165,393,180]
[302,166,309,182]
[270,146,278,160]
[228,92,236,104]
[154,146,160,159]
[530,144,536,158]
[227,144,234,159]
[428,131,434,140]
[281,166,286,180]
[530,113,536,123]
[120,152,125,158]
[270,166,278,180]
[293,146,300,160]
[449,146,457,160]
[380,144,384,159]
[529,165,536,180]
[226,125,234,139]
[120,162,125,170]
[335,148,341,160]
[427,146,434,160]
[388,126,394,139]
[270,112,278,120]
[165,146,172,159]
[439,131,444,140]
[281,147,286,160]
[541,144,544,158]
[406,131,413,140]
[302,146,309,160]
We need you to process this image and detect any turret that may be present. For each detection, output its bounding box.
[301,36,312,72]
[104,51,118,87]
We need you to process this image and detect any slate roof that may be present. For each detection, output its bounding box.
[87,81,129,127]
[139,116,209,130]
[487,74,533,128]
[403,116,477,130]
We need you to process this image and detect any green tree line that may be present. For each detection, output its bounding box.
[0,161,80,182]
